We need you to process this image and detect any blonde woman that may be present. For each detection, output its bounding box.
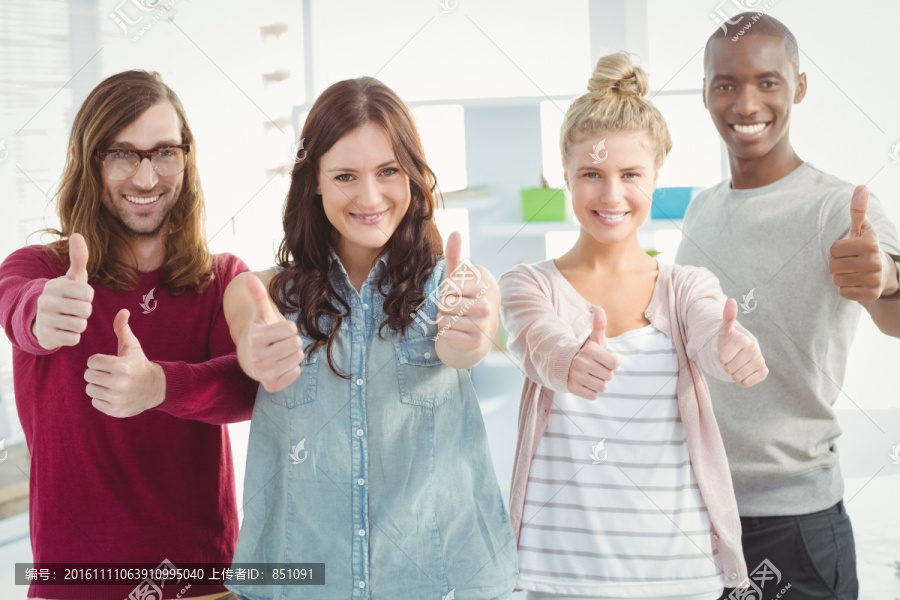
[500,52,767,599]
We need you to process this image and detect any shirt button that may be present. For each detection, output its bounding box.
[713,533,719,540]
[356,428,364,437]
[358,529,366,536]
[363,303,369,310]
[356,378,364,386]
[359,581,366,588]
[423,351,431,359]
[730,572,738,580]
[644,309,653,319]
[358,478,365,485]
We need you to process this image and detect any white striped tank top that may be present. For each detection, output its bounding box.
[517,324,725,599]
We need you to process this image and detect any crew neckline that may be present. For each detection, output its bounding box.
[726,161,810,196]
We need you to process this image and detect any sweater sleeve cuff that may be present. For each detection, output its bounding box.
[14,281,60,356]
[549,335,584,393]
[153,361,191,415]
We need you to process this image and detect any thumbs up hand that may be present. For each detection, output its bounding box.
[829,185,899,301]
[717,298,768,387]
[33,233,95,349]
[566,307,619,400]
[434,232,500,367]
[243,273,304,393]
[85,309,166,417]
[587,306,609,349]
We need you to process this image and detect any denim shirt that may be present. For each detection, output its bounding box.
[229,252,518,600]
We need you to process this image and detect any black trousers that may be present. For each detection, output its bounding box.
[718,500,858,600]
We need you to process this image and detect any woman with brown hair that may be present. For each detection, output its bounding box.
[223,77,517,599]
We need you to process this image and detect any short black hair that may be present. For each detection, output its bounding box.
[704,13,800,75]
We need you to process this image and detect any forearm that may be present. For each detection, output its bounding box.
[0,276,56,355]
[863,299,900,338]
[863,252,900,337]
[500,276,582,392]
[233,320,262,381]
[154,354,258,424]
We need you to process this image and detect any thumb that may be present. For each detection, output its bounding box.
[66,233,89,283]
[849,184,869,238]
[246,273,277,325]
[443,231,462,279]
[587,307,607,349]
[113,309,140,356]
[720,298,737,337]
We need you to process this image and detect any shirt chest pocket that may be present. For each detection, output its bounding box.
[394,336,455,408]
[270,339,321,408]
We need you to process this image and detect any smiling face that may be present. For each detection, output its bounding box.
[565,130,658,246]
[703,35,806,162]
[98,101,183,238]
[317,121,411,265]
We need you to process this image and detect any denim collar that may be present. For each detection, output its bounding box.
[327,248,389,297]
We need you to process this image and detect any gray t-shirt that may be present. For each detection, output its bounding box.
[675,162,900,517]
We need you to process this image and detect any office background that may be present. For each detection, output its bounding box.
[1,1,898,597]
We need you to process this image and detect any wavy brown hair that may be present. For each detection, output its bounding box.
[271,77,444,376]
[46,70,213,294]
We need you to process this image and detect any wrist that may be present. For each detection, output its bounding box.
[236,322,260,380]
[150,362,167,409]
[31,318,59,351]
[879,252,900,299]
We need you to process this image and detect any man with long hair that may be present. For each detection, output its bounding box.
[0,70,257,600]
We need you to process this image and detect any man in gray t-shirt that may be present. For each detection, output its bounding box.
[674,13,900,600]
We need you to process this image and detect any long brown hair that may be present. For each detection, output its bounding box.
[46,70,213,294]
[271,77,444,376]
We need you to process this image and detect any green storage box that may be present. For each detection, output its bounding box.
[520,187,567,222]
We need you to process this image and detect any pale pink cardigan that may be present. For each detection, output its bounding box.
[499,259,750,588]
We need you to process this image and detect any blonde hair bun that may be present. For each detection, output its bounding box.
[560,51,671,168]
[587,51,649,99]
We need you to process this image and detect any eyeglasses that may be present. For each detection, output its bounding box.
[94,144,191,181]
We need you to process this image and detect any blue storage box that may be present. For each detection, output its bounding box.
[651,187,696,220]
